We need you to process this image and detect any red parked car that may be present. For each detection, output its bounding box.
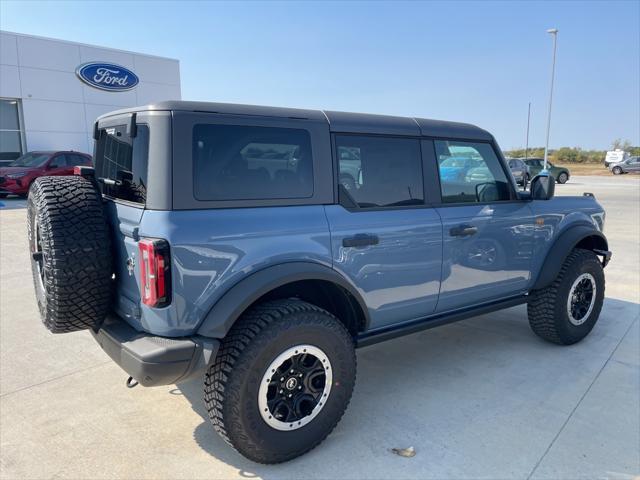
[0,151,92,198]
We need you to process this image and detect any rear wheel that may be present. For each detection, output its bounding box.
[28,176,113,333]
[556,172,569,184]
[204,299,356,464]
[527,249,604,345]
[612,166,622,175]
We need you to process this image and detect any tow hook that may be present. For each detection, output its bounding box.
[126,376,139,388]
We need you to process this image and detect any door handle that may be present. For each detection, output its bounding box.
[342,234,379,248]
[449,224,478,237]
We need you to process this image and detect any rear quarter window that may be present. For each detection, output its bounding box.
[192,124,313,201]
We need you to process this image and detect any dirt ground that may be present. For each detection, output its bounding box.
[555,163,619,176]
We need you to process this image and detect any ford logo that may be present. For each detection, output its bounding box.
[76,62,139,91]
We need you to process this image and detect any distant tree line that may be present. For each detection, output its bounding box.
[505,139,640,163]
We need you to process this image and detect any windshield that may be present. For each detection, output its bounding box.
[9,152,50,167]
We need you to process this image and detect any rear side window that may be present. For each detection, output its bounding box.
[193,124,313,201]
[94,124,149,204]
[48,155,67,168]
[335,135,423,208]
[67,154,90,166]
[435,140,511,204]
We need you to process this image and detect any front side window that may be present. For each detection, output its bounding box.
[94,124,149,204]
[336,135,423,208]
[193,124,313,201]
[435,140,511,204]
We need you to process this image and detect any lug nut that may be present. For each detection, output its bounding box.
[280,377,284,381]
[298,373,303,377]
[298,386,302,390]
[290,370,294,374]
[279,389,284,394]
[288,393,292,398]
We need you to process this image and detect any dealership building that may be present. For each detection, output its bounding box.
[0,31,181,160]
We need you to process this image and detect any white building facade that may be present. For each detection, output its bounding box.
[0,31,181,160]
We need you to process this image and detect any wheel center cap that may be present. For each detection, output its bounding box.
[285,377,298,390]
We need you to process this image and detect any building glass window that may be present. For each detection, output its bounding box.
[0,99,24,162]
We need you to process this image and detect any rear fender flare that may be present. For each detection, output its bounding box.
[532,225,608,290]
[196,262,370,338]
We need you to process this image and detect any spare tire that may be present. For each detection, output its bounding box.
[27,176,113,333]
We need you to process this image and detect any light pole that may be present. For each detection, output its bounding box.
[543,28,558,171]
[525,102,531,161]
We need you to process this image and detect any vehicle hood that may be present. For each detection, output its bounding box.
[0,167,34,175]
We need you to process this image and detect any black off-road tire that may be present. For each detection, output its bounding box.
[527,249,604,345]
[204,299,356,464]
[27,176,113,333]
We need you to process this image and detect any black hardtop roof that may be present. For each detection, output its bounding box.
[98,100,493,140]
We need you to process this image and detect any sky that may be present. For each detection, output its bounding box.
[1,0,638,150]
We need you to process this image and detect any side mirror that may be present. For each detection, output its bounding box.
[530,173,555,200]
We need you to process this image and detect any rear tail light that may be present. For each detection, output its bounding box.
[138,238,171,307]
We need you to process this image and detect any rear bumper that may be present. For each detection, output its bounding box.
[91,315,220,387]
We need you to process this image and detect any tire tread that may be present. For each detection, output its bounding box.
[28,176,112,333]
[204,299,355,464]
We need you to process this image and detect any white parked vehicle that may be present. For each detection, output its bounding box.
[604,149,629,167]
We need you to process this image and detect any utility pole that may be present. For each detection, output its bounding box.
[543,28,558,171]
[525,102,531,161]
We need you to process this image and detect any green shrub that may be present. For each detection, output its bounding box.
[504,145,639,164]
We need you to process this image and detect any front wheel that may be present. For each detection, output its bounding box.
[556,172,569,184]
[204,299,356,464]
[527,249,604,345]
[612,166,622,175]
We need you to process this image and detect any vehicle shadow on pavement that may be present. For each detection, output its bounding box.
[175,298,639,479]
[0,197,27,210]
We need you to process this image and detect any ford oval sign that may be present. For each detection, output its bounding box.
[76,62,139,91]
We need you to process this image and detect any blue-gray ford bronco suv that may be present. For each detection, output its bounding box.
[27,101,611,464]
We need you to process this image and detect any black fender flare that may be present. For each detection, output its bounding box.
[196,262,370,338]
[532,224,609,290]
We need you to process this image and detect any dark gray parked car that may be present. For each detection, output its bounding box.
[610,156,640,175]
[27,101,611,464]
[507,158,530,185]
